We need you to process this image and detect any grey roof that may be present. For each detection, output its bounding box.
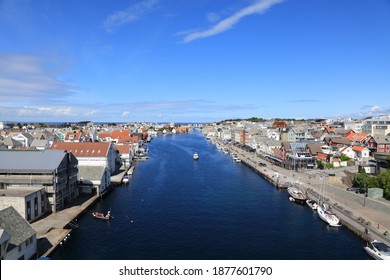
[78,166,106,181]
[2,136,23,147]
[373,135,390,144]
[0,150,67,173]
[31,139,49,148]
[0,206,36,247]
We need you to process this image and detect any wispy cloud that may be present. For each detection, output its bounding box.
[0,99,257,122]
[103,0,159,32]
[289,99,319,103]
[181,0,285,43]
[0,54,75,103]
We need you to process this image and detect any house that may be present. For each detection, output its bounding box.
[280,142,315,170]
[50,142,119,175]
[272,121,289,129]
[78,166,110,196]
[30,139,50,150]
[0,150,79,213]
[1,137,23,149]
[0,187,47,222]
[9,133,35,147]
[346,132,372,146]
[352,146,370,161]
[374,135,390,155]
[64,130,90,142]
[0,206,37,260]
[114,144,137,167]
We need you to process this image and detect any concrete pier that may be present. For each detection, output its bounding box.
[218,140,390,246]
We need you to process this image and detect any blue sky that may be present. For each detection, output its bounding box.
[0,0,389,123]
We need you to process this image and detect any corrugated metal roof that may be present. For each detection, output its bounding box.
[0,150,66,173]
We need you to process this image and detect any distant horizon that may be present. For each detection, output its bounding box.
[1,114,385,126]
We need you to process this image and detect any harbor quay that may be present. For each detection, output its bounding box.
[218,140,390,246]
[32,167,130,258]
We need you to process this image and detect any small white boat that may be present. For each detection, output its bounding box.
[123,175,129,184]
[364,240,390,260]
[193,152,199,160]
[306,199,318,210]
[235,158,242,163]
[127,166,135,175]
[317,203,341,227]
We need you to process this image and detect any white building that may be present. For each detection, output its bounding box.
[0,187,47,223]
[0,206,37,260]
[51,142,119,175]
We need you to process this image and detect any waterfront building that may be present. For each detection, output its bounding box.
[0,206,37,260]
[280,142,315,170]
[78,166,111,195]
[114,144,137,167]
[0,150,79,213]
[50,142,119,175]
[0,187,47,222]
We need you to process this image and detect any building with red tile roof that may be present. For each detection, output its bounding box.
[50,142,119,174]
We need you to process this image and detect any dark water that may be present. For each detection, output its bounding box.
[53,133,368,260]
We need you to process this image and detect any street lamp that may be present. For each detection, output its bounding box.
[363,183,368,207]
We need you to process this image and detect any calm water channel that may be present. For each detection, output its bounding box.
[53,132,368,260]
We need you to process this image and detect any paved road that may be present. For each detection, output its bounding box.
[216,140,390,244]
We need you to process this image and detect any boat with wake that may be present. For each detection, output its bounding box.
[92,210,112,220]
[193,152,199,160]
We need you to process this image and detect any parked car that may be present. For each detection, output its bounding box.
[355,188,367,194]
[346,186,360,191]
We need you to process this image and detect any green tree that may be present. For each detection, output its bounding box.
[316,160,324,170]
[378,170,390,200]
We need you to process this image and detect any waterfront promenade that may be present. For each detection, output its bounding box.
[221,140,390,245]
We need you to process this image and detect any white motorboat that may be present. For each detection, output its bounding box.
[193,152,199,160]
[306,199,318,210]
[122,175,129,184]
[364,240,390,260]
[317,203,341,227]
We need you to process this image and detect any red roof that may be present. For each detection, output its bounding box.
[114,144,133,154]
[51,142,111,157]
[317,153,328,160]
[347,133,370,143]
[352,146,365,152]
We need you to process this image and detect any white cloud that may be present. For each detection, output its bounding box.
[181,0,285,43]
[121,111,130,118]
[103,0,159,32]
[0,54,75,102]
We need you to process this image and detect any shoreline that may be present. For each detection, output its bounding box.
[216,139,390,246]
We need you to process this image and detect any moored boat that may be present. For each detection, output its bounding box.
[287,186,307,203]
[123,175,129,184]
[317,203,341,227]
[364,240,390,260]
[127,166,135,175]
[306,199,318,210]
